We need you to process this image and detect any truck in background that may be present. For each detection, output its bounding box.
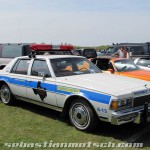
[0,43,31,69]
[105,42,150,59]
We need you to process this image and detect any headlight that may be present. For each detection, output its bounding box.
[118,99,127,106]
[110,98,133,110]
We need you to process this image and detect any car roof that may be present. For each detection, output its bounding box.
[16,55,84,59]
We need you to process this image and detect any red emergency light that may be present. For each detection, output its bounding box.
[30,44,52,51]
[60,45,74,50]
[30,44,74,51]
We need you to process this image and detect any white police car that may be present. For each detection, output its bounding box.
[0,54,150,131]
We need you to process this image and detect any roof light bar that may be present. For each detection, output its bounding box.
[30,44,52,51]
[30,44,74,51]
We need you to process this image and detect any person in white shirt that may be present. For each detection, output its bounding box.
[111,47,127,58]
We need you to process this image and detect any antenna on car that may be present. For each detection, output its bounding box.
[28,51,36,58]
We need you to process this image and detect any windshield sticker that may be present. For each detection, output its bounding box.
[57,86,80,93]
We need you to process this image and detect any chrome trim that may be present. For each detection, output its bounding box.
[15,95,63,112]
[111,108,145,125]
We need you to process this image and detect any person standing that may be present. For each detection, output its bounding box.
[111,47,127,58]
[125,47,130,59]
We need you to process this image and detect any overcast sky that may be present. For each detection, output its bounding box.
[0,0,150,46]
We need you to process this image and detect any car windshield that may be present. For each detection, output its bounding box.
[50,57,101,77]
[114,59,140,72]
[137,59,150,67]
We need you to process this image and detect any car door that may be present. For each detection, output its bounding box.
[8,58,31,98]
[26,59,57,106]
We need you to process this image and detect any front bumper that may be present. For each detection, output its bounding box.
[111,103,150,125]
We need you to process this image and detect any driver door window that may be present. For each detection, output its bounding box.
[31,60,51,77]
[27,59,57,105]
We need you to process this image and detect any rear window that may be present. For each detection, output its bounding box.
[0,45,22,58]
[11,59,30,75]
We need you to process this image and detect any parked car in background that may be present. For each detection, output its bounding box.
[91,57,150,81]
[74,48,97,58]
[134,57,150,71]
[1,55,150,131]
[0,43,31,69]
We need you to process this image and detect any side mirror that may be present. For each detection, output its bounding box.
[107,69,114,74]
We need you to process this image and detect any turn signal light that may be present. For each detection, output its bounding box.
[110,100,118,110]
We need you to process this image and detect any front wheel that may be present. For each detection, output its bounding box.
[69,99,98,131]
[0,84,15,105]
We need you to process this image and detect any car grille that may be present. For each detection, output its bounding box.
[133,95,150,107]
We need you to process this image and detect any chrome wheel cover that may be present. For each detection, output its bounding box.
[70,103,90,130]
[1,86,10,104]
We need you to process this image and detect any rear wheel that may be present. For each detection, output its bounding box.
[69,99,98,131]
[0,84,15,105]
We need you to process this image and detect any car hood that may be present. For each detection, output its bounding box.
[55,73,150,96]
[119,70,150,81]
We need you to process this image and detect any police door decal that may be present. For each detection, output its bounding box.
[33,81,47,101]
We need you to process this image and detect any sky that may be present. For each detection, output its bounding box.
[0,0,150,46]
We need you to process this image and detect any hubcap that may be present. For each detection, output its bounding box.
[71,104,90,129]
[1,86,10,103]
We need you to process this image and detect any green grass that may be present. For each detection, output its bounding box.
[0,100,150,150]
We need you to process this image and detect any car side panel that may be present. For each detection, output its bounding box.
[0,74,27,98]
[26,76,57,106]
[55,82,112,119]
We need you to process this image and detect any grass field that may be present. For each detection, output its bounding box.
[0,100,150,150]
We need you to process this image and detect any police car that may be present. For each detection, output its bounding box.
[0,54,150,131]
